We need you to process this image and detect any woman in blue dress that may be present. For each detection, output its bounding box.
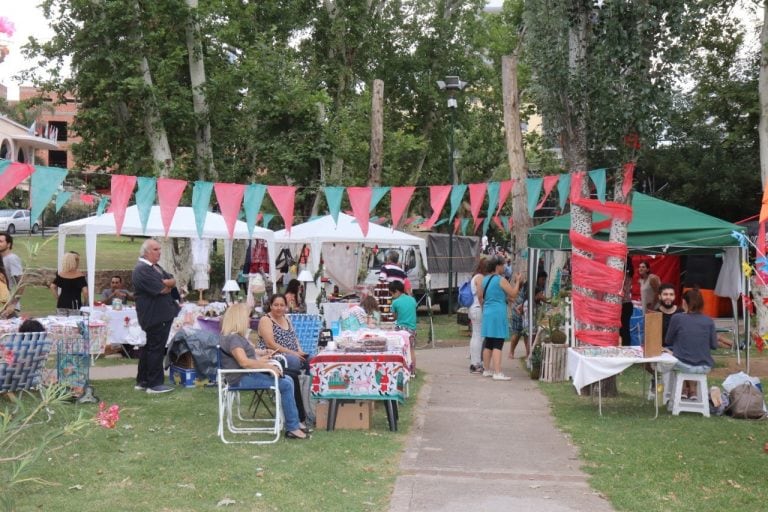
[477,256,522,380]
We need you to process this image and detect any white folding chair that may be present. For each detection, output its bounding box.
[217,368,282,444]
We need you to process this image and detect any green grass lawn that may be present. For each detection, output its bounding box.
[13,233,145,270]
[541,364,768,512]
[5,376,423,512]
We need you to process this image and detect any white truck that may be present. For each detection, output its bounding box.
[363,232,481,313]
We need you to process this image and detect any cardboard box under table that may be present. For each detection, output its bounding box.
[315,400,373,430]
[310,350,409,431]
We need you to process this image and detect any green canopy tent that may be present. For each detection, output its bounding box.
[526,193,751,369]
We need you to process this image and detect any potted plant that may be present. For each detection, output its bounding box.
[529,343,543,380]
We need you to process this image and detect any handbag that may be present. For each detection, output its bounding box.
[725,383,766,419]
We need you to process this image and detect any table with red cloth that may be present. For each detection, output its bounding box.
[310,349,410,431]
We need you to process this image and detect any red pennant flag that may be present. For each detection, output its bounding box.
[214,183,245,239]
[390,186,416,228]
[473,217,484,234]
[80,193,96,205]
[268,185,296,233]
[468,183,487,228]
[453,216,461,234]
[422,185,452,230]
[492,216,504,232]
[347,186,372,236]
[536,175,559,210]
[495,180,514,216]
[157,178,187,237]
[0,162,34,200]
[109,175,137,235]
[622,162,635,199]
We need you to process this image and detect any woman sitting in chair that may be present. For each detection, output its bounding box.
[257,294,310,430]
[664,288,718,401]
[220,303,309,440]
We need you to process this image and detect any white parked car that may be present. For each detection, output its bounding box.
[0,209,39,234]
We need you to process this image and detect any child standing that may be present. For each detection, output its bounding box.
[389,280,417,374]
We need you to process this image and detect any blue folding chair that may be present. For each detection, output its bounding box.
[216,346,283,444]
[0,332,53,398]
[287,314,322,357]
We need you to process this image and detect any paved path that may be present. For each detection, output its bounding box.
[89,347,613,511]
[389,345,613,512]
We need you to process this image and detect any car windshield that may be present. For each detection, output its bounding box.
[0,210,15,218]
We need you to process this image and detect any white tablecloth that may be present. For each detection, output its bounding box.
[84,307,146,346]
[567,347,678,394]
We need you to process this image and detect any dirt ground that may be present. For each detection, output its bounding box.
[710,353,768,380]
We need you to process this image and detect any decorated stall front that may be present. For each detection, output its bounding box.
[58,205,278,309]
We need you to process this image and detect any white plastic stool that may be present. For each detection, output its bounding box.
[668,372,710,417]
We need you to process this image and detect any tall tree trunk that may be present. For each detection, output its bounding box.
[502,53,530,275]
[368,79,384,187]
[185,0,217,181]
[139,56,174,177]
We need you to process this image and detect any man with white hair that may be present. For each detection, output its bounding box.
[132,239,179,394]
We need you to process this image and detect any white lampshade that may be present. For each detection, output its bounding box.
[222,280,240,292]
[297,270,314,283]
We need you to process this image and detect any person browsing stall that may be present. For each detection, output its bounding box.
[220,303,309,440]
[664,288,718,401]
[257,294,311,430]
[469,257,488,374]
[284,278,304,313]
[101,275,134,305]
[49,251,88,311]
[638,261,660,312]
[389,280,417,372]
[478,256,521,381]
[132,239,178,394]
[0,232,23,316]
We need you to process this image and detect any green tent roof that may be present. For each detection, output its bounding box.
[527,193,746,254]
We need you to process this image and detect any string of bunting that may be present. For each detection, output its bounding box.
[0,159,618,239]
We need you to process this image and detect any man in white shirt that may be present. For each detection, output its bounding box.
[0,232,23,315]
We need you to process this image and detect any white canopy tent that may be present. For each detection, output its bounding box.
[274,213,428,304]
[57,205,277,308]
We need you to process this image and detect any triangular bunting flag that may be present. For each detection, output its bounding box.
[460,217,470,235]
[55,191,72,213]
[453,216,461,234]
[557,173,571,211]
[369,186,390,213]
[262,213,275,228]
[80,193,96,205]
[0,162,34,201]
[267,185,296,233]
[486,182,500,223]
[157,178,187,237]
[468,183,487,229]
[493,216,504,232]
[588,168,607,203]
[109,175,137,235]
[244,183,267,237]
[135,177,156,233]
[30,166,67,223]
[495,180,513,216]
[422,185,452,230]
[324,186,344,224]
[526,177,543,217]
[390,186,416,228]
[473,217,484,235]
[348,186,372,236]
[535,175,559,210]
[215,183,245,239]
[192,181,214,238]
[448,184,467,222]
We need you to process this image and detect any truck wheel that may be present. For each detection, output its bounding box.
[31,223,39,234]
[7,224,14,234]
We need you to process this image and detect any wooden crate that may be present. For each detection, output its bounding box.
[540,343,568,382]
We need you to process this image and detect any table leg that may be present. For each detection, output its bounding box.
[385,400,398,431]
[327,399,339,432]
[653,366,659,419]
[598,379,602,417]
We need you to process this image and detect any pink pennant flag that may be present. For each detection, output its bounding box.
[157,178,187,236]
[0,162,34,201]
[492,216,505,232]
[495,180,514,216]
[109,175,137,235]
[347,187,372,236]
[468,183,487,228]
[390,186,416,228]
[535,175,560,210]
[473,217,484,235]
[268,185,297,233]
[622,162,635,200]
[422,185,452,230]
[80,193,96,205]
[453,217,461,234]
[214,182,245,239]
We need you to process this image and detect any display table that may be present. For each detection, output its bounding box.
[310,346,410,431]
[567,346,678,417]
[82,307,145,347]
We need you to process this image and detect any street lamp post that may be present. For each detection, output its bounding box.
[437,75,466,315]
